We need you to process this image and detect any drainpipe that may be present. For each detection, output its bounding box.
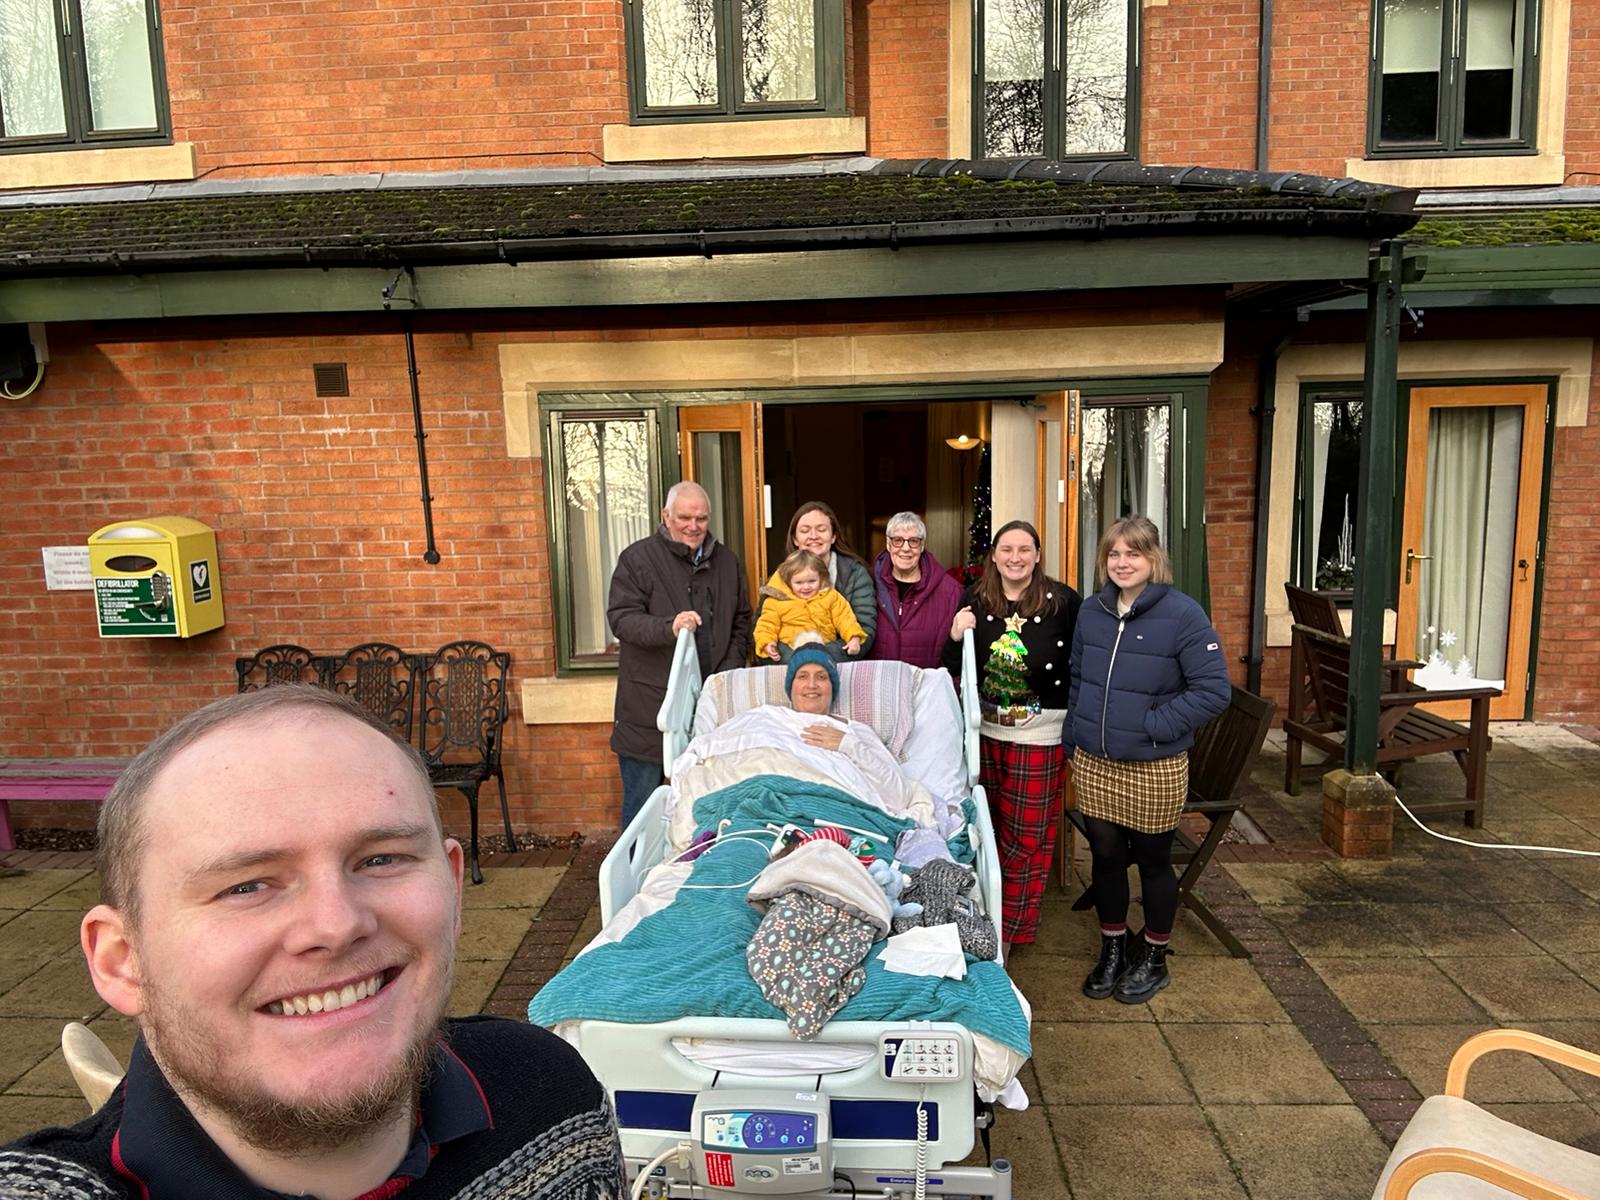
[1246,331,1291,694]
[1256,0,1273,172]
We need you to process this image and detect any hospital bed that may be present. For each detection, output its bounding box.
[533,630,1024,1199]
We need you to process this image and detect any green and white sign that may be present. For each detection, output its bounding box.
[95,572,178,636]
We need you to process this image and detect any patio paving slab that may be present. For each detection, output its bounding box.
[1147,958,1290,1024]
[1496,901,1600,957]
[459,865,563,912]
[1478,1101,1600,1151]
[1265,902,1418,958]
[1164,1023,1347,1104]
[0,1096,96,1145]
[1369,1022,1577,1103]
[1431,955,1600,1022]
[1307,956,1488,1025]
[1370,901,1545,958]
[1032,1023,1192,1106]
[0,1018,73,1093]
[1005,952,1154,1023]
[1052,1104,1246,1200]
[964,1102,1071,1199]
[1223,862,1359,906]
[0,870,90,910]
[0,956,105,1021]
[1205,1104,1391,1200]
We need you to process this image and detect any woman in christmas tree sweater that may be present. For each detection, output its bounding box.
[943,519,1081,950]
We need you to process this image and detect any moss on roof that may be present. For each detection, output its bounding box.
[0,169,1404,272]
[1410,207,1600,249]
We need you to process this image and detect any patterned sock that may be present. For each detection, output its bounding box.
[1144,929,1171,946]
[1100,923,1127,937]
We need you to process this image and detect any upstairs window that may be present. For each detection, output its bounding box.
[625,0,845,121]
[1370,0,1538,154]
[0,0,169,153]
[973,0,1138,159]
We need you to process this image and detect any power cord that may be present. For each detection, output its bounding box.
[1394,794,1600,857]
[628,1140,693,1200]
[914,1087,929,1200]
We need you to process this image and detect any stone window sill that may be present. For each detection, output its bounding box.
[603,116,867,164]
[0,143,197,193]
[1344,153,1565,190]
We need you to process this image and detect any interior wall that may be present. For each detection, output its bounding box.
[925,401,986,570]
[991,399,1039,535]
[765,403,869,565]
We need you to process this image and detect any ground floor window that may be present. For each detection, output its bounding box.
[546,407,660,671]
[1292,388,1365,595]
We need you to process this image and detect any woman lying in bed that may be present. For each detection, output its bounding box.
[663,645,962,851]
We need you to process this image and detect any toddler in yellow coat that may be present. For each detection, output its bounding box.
[755,550,866,662]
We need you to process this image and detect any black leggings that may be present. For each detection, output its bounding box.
[1081,815,1179,936]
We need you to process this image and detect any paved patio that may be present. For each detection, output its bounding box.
[1,722,1598,1199]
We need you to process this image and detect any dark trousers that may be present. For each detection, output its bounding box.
[618,755,664,832]
[1082,815,1180,936]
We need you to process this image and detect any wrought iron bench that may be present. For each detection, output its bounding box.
[236,640,515,883]
[1060,685,1276,957]
[1283,622,1496,827]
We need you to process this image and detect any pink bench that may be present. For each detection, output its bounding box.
[0,761,127,851]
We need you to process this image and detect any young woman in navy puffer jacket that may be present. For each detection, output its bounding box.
[1065,515,1231,1004]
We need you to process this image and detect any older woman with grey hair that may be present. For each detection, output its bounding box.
[866,511,964,669]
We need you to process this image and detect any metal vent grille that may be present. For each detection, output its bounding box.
[312,362,349,397]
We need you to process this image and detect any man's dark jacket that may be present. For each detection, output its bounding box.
[607,525,752,761]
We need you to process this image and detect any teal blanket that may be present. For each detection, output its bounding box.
[528,775,1030,1058]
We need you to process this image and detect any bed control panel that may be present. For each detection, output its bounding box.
[880,1033,963,1080]
[690,1090,831,1193]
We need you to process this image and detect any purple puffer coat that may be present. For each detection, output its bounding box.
[866,549,964,670]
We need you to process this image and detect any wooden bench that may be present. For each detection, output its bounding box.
[0,760,128,851]
[1284,623,1497,828]
[1060,685,1277,958]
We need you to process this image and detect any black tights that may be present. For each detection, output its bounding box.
[1082,815,1179,936]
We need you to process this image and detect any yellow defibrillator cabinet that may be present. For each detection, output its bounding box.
[88,517,225,638]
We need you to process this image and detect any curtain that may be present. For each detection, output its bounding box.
[1417,406,1520,685]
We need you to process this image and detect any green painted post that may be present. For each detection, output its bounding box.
[1345,240,1407,773]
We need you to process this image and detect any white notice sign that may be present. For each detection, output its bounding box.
[42,546,93,591]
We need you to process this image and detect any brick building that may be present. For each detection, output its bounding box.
[1,0,1595,842]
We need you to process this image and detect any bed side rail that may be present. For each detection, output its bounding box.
[959,629,981,791]
[659,626,702,779]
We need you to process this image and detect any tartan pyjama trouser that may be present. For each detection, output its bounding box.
[978,736,1065,945]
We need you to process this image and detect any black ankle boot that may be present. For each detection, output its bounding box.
[1114,935,1171,1004]
[1082,931,1128,999]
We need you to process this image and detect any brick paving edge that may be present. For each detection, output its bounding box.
[488,833,615,1015]
[1191,868,1421,1143]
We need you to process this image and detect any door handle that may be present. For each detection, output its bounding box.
[1518,558,1529,581]
[1404,548,1433,585]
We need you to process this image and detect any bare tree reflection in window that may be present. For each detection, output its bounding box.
[642,0,720,107]
[562,417,653,658]
[982,0,1045,155]
[743,0,817,103]
[0,0,69,137]
[1061,0,1127,155]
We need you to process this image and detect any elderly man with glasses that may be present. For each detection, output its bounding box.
[866,511,965,669]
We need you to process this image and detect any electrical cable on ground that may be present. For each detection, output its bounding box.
[1394,794,1600,857]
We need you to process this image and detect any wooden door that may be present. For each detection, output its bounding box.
[1396,384,1547,720]
[677,403,766,607]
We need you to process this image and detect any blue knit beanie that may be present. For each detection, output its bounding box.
[784,645,840,701]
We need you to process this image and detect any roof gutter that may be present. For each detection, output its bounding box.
[1,207,1420,276]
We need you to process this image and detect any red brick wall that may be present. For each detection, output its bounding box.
[0,293,1224,840]
[1203,323,1261,688]
[1262,0,1369,177]
[1141,0,1260,169]
[858,0,949,158]
[1531,354,1600,723]
[1566,0,1600,183]
[0,317,617,839]
[160,0,628,176]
